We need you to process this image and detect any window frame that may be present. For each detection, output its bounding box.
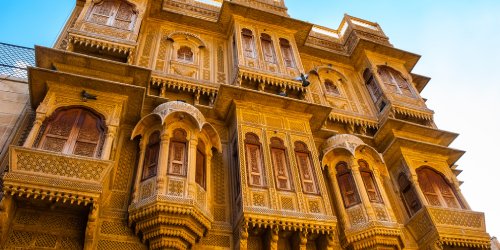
[269,137,293,191]
[88,0,137,31]
[167,128,188,177]
[294,141,319,195]
[37,107,105,158]
[141,131,160,181]
[336,161,361,208]
[260,33,277,64]
[417,167,463,209]
[244,133,266,188]
[358,160,383,203]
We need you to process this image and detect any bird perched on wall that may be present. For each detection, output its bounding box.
[81,90,97,101]
[293,73,310,87]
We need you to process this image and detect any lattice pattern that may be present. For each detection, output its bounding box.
[199,234,231,248]
[168,178,184,196]
[109,192,128,209]
[348,206,366,225]
[100,221,135,236]
[213,205,226,221]
[113,138,137,191]
[281,197,294,211]
[0,42,34,79]
[15,148,109,181]
[308,200,321,213]
[97,240,147,250]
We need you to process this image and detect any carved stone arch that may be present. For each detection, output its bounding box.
[166,31,208,49]
[354,145,385,168]
[321,134,384,168]
[416,165,453,184]
[131,113,162,139]
[201,123,222,153]
[376,64,410,81]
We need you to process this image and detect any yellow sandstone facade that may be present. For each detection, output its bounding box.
[0,0,492,249]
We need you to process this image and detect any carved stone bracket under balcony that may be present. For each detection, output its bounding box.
[2,146,114,207]
[236,68,306,92]
[128,194,213,250]
[341,221,404,250]
[150,75,218,105]
[407,206,491,249]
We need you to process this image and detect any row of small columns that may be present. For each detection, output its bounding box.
[325,158,397,227]
[23,112,117,160]
[239,225,310,250]
[132,129,213,206]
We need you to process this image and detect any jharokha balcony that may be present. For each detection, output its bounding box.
[407,206,490,249]
[2,146,114,207]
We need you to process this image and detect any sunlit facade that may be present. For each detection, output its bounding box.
[0,0,492,249]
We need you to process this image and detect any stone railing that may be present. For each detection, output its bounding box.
[407,206,490,248]
[2,146,114,206]
[306,15,391,55]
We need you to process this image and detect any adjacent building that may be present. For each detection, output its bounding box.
[0,0,492,249]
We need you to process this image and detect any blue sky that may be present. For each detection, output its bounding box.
[2,0,500,238]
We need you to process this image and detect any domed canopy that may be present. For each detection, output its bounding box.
[131,101,222,152]
[321,134,384,163]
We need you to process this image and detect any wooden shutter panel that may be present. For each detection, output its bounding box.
[169,141,186,176]
[271,147,291,190]
[418,169,442,206]
[40,109,80,153]
[195,148,206,189]
[72,111,101,157]
[296,152,317,194]
[90,0,114,25]
[361,171,381,203]
[142,132,160,180]
[338,173,360,207]
[246,143,264,186]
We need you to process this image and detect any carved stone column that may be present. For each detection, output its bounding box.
[156,131,170,195]
[0,195,15,244]
[326,166,349,226]
[132,138,146,203]
[268,226,279,250]
[84,203,99,250]
[452,181,471,209]
[351,164,376,221]
[298,230,308,250]
[205,149,213,210]
[372,169,397,222]
[411,174,429,206]
[101,125,117,160]
[23,113,46,148]
[187,137,199,198]
[239,224,249,250]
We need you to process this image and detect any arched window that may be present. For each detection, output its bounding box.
[241,29,256,58]
[260,33,276,63]
[363,68,385,112]
[358,160,382,203]
[324,79,340,96]
[417,167,462,209]
[142,131,160,180]
[244,133,265,187]
[336,162,360,208]
[38,107,105,158]
[177,46,194,62]
[378,66,414,98]
[294,141,318,194]
[270,137,293,191]
[88,0,136,30]
[195,140,207,189]
[168,129,188,176]
[279,38,295,68]
[398,173,422,216]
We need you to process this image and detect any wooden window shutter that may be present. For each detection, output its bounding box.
[142,131,160,180]
[39,108,104,158]
[336,162,360,208]
[195,141,206,189]
[270,137,292,191]
[244,133,265,187]
[168,129,187,176]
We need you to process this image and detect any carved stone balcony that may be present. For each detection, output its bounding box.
[407,206,490,249]
[2,146,114,207]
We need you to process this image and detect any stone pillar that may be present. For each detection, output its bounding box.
[372,169,397,222]
[411,174,429,206]
[132,138,146,203]
[205,149,213,210]
[156,131,170,195]
[351,164,376,221]
[23,113,46,148]
[268,226,279,250]
[326,166,349,226]
[452,182,471,209]
[298,231,308,250]
[239,224,249,250]
[101,125,117,160]
[84,203,99,250]
[187,137,199,198]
